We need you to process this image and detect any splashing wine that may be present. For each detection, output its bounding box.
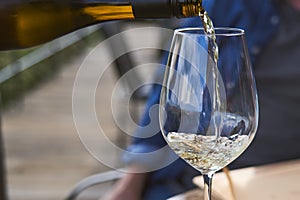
[167,132,249,173]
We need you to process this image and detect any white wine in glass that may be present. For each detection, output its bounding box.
[159,27,259,200]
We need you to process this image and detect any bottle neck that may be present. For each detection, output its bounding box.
[131,0,201,18]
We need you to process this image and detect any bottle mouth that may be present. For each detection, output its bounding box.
[177,0,201,17]
[175,27,245,36]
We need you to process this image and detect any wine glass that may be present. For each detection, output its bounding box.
[159,27,258,199]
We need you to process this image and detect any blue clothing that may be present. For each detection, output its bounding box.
[123,0,283,199]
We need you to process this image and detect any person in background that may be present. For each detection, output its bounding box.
[104,0,300,199]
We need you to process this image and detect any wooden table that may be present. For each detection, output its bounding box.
[168,160,300,200]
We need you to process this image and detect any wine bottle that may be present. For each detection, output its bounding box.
[0,0,201,50]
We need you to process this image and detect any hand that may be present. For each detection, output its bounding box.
[101,167,148,200]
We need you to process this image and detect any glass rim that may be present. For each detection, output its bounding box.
[174,27,245,36]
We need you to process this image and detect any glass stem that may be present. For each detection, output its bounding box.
[203,172,214,200]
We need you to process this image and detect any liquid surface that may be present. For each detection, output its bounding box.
[167,132,249,174]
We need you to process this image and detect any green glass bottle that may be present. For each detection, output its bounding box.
[0,0,201,50]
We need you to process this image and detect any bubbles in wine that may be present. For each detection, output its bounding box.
[167,132,249,173]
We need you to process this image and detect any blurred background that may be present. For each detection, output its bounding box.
[0,21,165,200]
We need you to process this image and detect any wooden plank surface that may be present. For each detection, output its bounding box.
[169,160,300,200]
[2,24,165,200]
[2,42,120,200]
